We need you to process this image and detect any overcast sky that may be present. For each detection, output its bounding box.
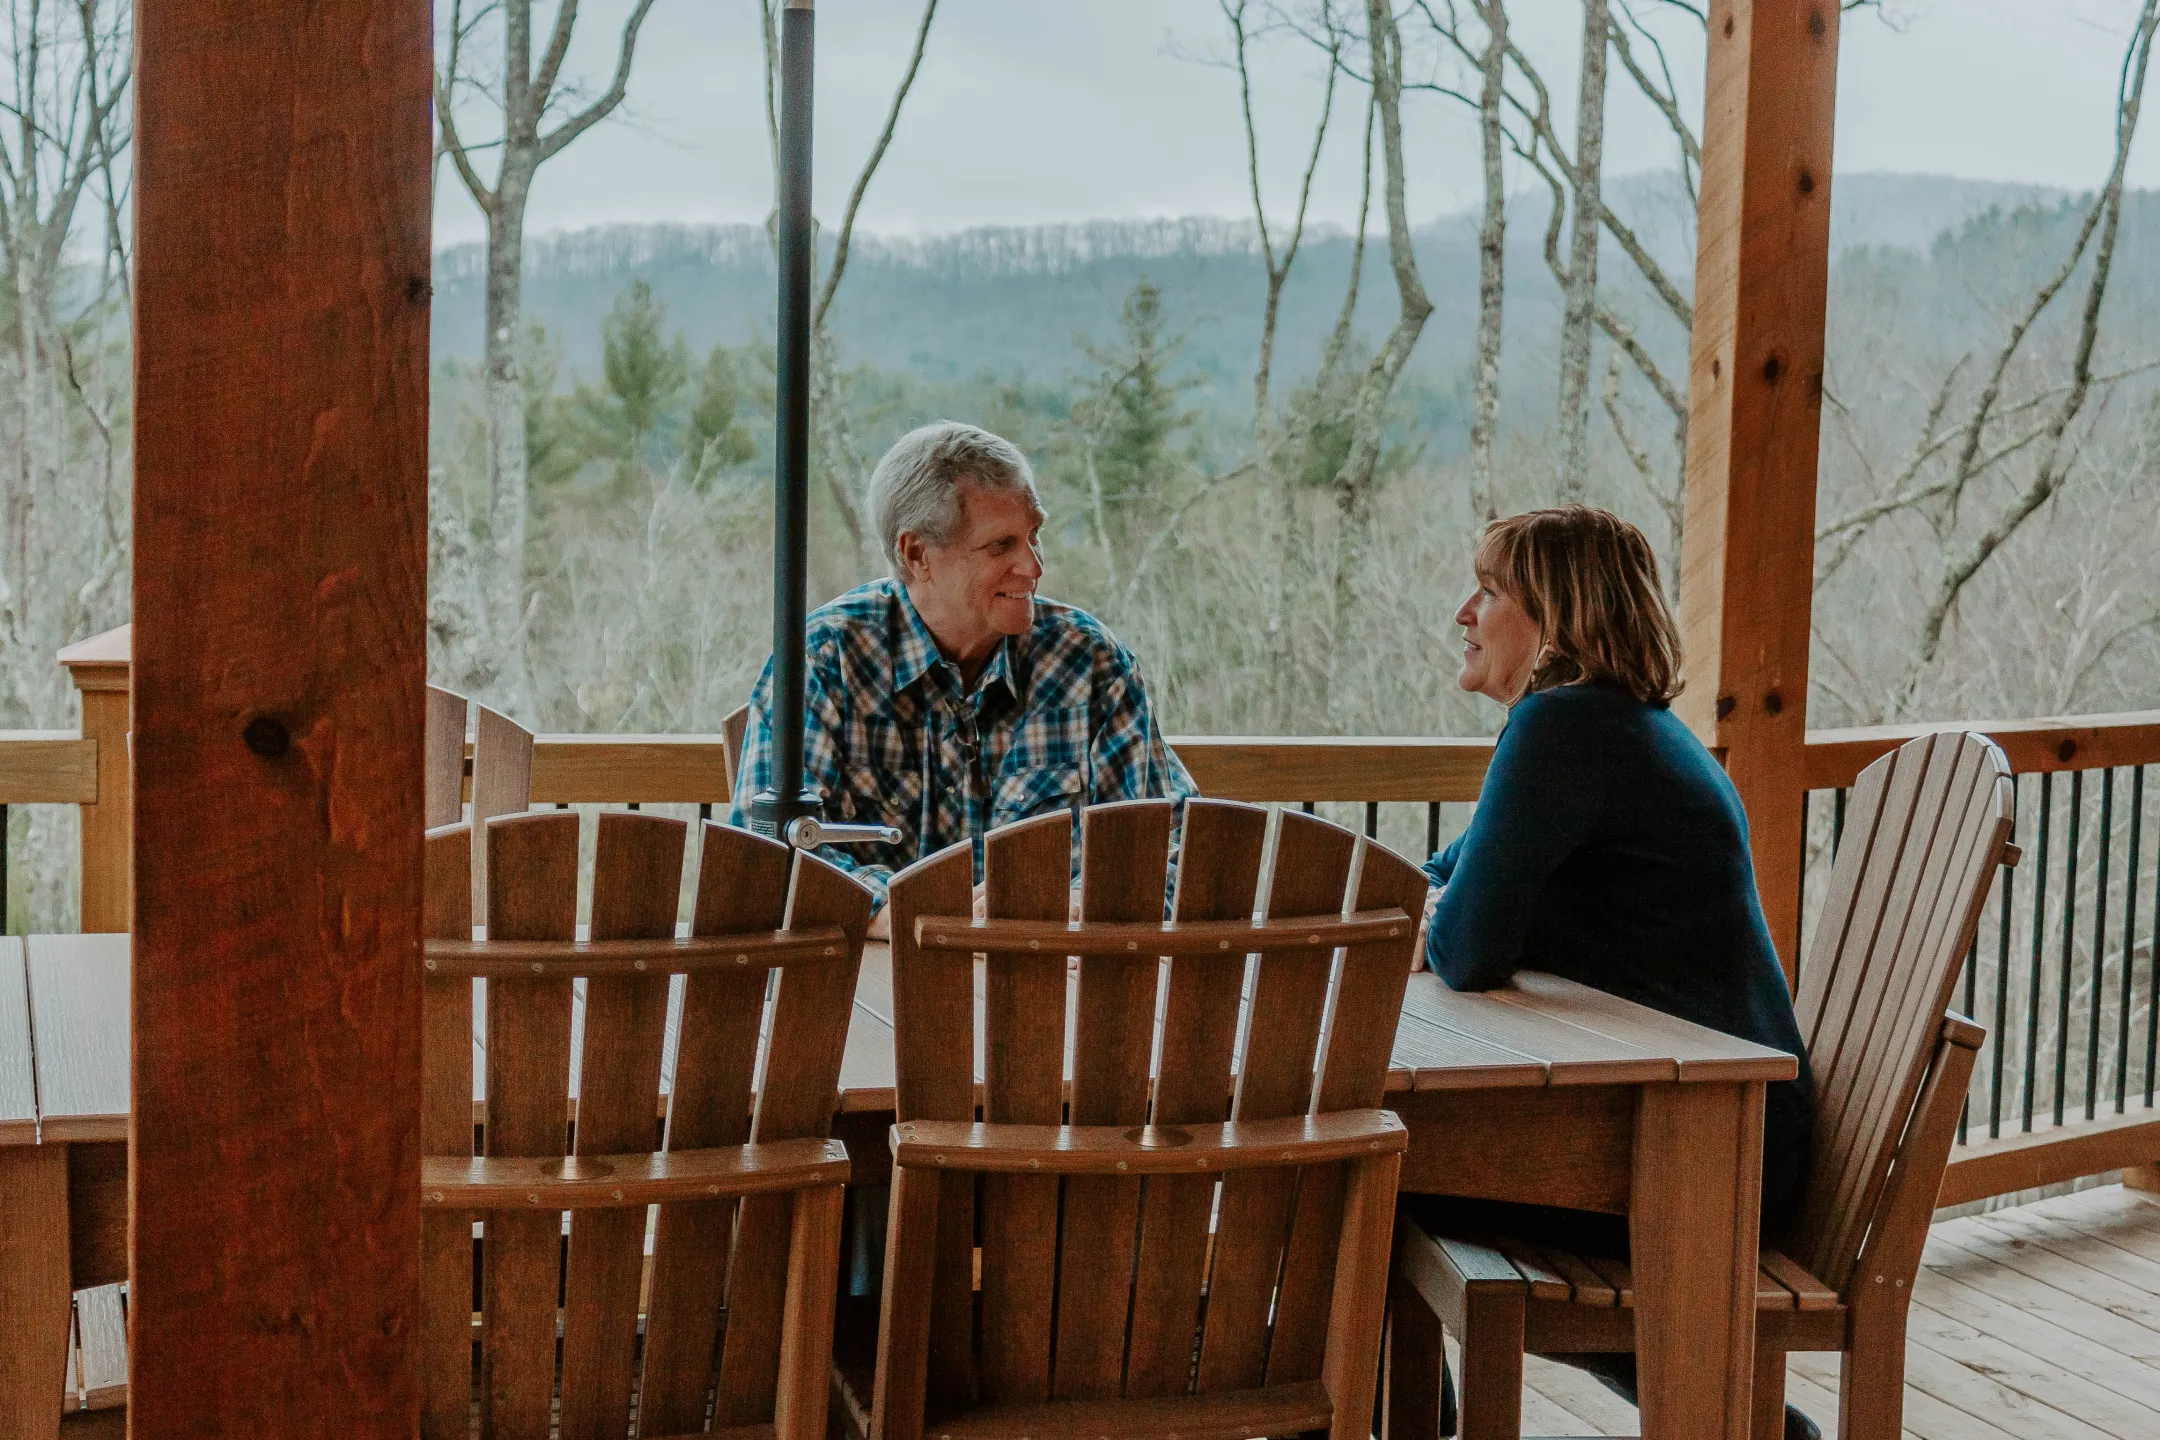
[432,0,2160,246]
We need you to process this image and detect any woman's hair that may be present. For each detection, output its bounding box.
[1474,505,1684,705]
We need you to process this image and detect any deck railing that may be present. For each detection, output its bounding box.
[3,629,2153,1205]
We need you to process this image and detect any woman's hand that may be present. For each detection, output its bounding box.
[1412,884,1442,972]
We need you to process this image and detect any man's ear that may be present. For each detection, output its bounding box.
[895,529,928,584]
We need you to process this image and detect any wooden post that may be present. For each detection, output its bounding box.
[58,625,130,933]
[1677,0,1842,976]
[129,0,432,1430]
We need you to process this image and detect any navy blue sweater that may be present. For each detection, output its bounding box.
[1423,681,1814,1228]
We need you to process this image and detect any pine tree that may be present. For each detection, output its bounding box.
[1073,278,1197,544]
[686,342,757,485]
[562,280,692,495]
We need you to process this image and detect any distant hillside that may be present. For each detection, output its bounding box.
[430,171,2101,448]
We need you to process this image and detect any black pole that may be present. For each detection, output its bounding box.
[752,0,821,840]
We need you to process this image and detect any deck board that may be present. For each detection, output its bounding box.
[1513,1185,2160,1440]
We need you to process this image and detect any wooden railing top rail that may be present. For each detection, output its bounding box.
[1802,710,2160,791]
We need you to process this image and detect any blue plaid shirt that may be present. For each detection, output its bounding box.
[730,578,1195,906]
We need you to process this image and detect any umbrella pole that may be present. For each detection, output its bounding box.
[752,0,821,842]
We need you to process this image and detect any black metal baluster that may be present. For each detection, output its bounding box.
[2144,763,2160,1108]
[1797,794,1810,960]
[1364,802,1379,840]
[2055,771,2082,1128]
[1426,802,1441,859]
[1833,787,1847,857]
[1301,801,1315,816]
[1990,804,2015,1139]
[0,803,9,936]
[2088,769,2113,1119]
[699,803,712,825]
[2119,765,2142,1112]
[627,802,641,812]
[2024,772,2051,1133]
[1961,929,1978,1144]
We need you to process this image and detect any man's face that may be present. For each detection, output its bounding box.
[901,483,1046,659]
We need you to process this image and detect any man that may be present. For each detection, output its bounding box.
[730,420,1194,934]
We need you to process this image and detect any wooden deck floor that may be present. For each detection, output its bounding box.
[1499,1183,2160,1439]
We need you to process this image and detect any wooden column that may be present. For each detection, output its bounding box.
[130,0,432,1430]
[58,625,130,933]
[1678,0,1841,975]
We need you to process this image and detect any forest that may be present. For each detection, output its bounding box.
[0,0,2155,931]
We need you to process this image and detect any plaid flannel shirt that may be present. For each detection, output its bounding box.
[729,577,1195,907]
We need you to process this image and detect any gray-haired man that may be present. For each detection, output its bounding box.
[730,421,1195,933]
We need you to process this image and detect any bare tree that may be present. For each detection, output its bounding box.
[1470,0,1507,519]
[1815,0,2160,717]
[436,0,662,706]
[759,0,942,580]
[1554,0,1608,497]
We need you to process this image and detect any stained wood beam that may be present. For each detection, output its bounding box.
[1678,0,1842,976]
[130,0,432,1431]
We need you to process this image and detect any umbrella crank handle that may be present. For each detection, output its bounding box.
[785,817,902,850]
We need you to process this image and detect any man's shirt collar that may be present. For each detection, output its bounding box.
[887,577,1020,704]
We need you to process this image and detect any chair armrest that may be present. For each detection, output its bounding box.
[422,1136,849,1209]
[1941,1010,1987,1052]
[1848,1013,1982,1293]
[890,1109,1407,1176]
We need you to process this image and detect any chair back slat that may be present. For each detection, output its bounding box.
[1196,813,1358,1393]
[638,822,793,1435]
[559,814,685,1440]
[1123,799,1267,1398]
[469,703,535,923]
[1264,839,1430,1386]
[420,812,869,1439]
[1053,801,1174,1401]
[710,849,873,1425]
[976,812,1076,1403]
[722,701,751,799]
[885,800,1417,1420]
[481,811,581,1439]
[1788,732,2012,1292]
[424,686,469,830]
[420,824,477,1440]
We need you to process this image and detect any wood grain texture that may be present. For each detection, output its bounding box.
[1803,709,2160,790]
[1126,800,1266,1397]
[26,934,130,1140]
[1054,801,1171,1400]
[912,909,1410,957]
[424,927,851,978]
[883,841,979,1413]
[480,811,580,1440]
[976,812,1071,1403]
[1941,1109,2160,1208]
[0,937,32,1143]
[70,683,131,932]
[0,1142,69,1438]
[419,825,475,1440]
[1171,735,1492,803]
[893,1110,1407,1173]
[1390,1086,1634,1213]
[469,704,535,924]
[127,0,431,1425]
[1676,0,1843,970]
[424,685,468,829]
[711,850,871,1426]
[560,813,683,1440]
[65,1142,129,1290]
[1197,810,1357,1392]
[421,1139,850,1206]
[638,822,793,1437]
[0,733,97,805]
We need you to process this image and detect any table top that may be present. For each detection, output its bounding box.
[4,933,1794,1142]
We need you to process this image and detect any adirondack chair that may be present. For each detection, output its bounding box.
[1388,729,2017,1440]
[848,799,1426,1440]
[419,810,873,1440]
[424,685,469,829]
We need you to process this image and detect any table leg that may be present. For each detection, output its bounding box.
[0,1143,72,1439]
[1630,1080,1764,1440]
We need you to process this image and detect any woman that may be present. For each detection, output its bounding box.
[1417,505,1817,1439]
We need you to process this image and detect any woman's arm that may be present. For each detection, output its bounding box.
[1423,694,1604,990]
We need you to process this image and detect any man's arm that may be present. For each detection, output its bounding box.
[1090,648,1196,802]
[727,653,897,909]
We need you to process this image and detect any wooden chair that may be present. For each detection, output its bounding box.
[424,684,470,830]
[420,809,873,1440]
[1389,730,2017,1440]
[849,799,1426,1440]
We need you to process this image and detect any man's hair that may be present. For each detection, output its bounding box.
[1474,505,1684,705]
[867,421,1042,575]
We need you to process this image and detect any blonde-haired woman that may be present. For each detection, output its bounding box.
[1416,506,1818,1440]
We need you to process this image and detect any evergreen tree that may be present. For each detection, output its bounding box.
[563,280,693,494]
[686,341,757,485]
[1072,278,1198,543]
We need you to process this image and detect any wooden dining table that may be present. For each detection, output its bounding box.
[1,932,1794,1440]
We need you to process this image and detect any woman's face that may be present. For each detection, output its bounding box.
[1455,574,1541,704]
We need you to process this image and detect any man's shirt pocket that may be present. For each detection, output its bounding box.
[990,761,1084,829]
